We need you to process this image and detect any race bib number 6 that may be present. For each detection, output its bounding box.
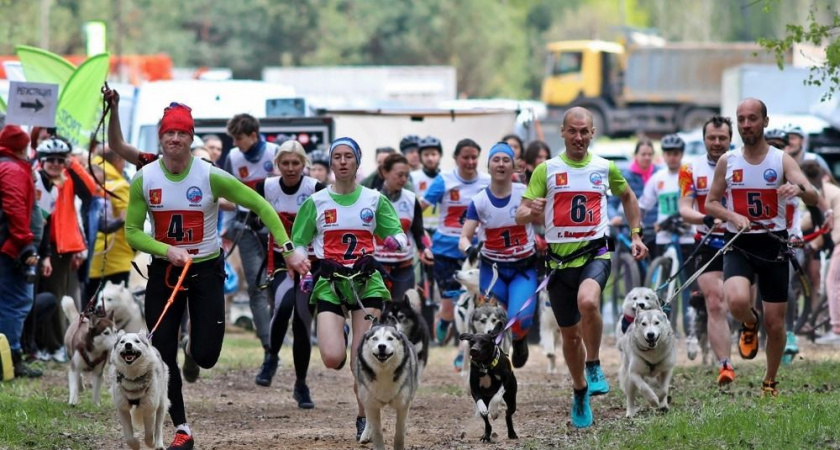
[553,192,601,227]
[444,205,468,228]
[731,189,778,220]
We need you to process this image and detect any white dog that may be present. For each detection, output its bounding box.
[354,320,419,450]
[618,309,676,418]
[454,258,480,337]
[537,290,562,374]
[110,331,169,450]
[62,296,117,406]
[615,287,661,342]
[100,281,145,333]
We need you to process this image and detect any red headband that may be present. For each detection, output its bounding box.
[159,103,194,138]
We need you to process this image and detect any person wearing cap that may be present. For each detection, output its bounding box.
[124,102,309,450]
[0,125,43,378]
[785,125,831,174]
[459,142,537,368]
[290,137,407,443]
[420,138,490,368]
[252,139,326,406]
[399,134,422,171]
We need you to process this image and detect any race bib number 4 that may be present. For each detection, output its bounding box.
[444,205,467,228]
[324,230,375,262]
[153,210,204,245]
[552,192,600,227]
[485,226,528,251]
[731,189,778,220]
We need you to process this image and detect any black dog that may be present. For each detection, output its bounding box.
[459,323,517,442]
[381,295,430,373]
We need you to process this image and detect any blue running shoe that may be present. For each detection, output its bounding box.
[453,351,464,372]
[586,363,610,396]
[435,320,450,345]
[784,331,799,355]
[571,388,593,428]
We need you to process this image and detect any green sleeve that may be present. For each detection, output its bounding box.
[523,162,548,200]
[291,197,317,248]
[608,161,628,196]
[374,194,404,239]
[209,169,291,251]
[125,174,169,257]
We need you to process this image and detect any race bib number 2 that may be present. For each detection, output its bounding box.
[324,230,374,262]
[552,192,600,227]
[731,189,778,220]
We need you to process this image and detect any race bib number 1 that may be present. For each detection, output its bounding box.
[485,226,528,251]
[552,192,600,227]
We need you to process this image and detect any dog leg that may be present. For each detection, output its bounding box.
[480,414,493,443]
[625,381,637,418]
[154,402,167,449]
[67,369,80,406]
[368,406,385,450]
[628,372,659,408]
[117,408,140,450]
[657,370,674,411]
[143,409,155,448]
[503,382,518,439]
[90,372,103,407]
[394,405,409,450]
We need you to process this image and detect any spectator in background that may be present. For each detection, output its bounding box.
[308,150,331,185]
[399,135,422,171]
[786,125,831,174]
[609,138,659,255]
[85,146,134,301]
[29,126,51,160]
[361,146,396,190]
[203,134,224,163]
[411,136,443,234]
[0,125,42,377]
[503,134,525,181]
[523,140,551,184]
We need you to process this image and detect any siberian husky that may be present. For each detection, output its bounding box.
[618,309,676,418]
[99,281,145,333]
[62,296,117,406]
[354,319,419,450]
[615,287,661,342]
[537,290,562,374]
[382,292,430,378]
[110,331,169,450]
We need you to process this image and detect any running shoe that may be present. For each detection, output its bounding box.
[166,430,194,450]
[435,320,450,345]
[51,347,68,363]
[738,308,759,360]
[761,379,779,397]
[255,352,279,387]
[784,331,800,353]
[815,331,840,346]
[453,351,464,372]
[355,416,367,442]
[181,338,200,383]
[585,363,610,396]
[571,387,593,428]
[294,383,315,409]
[717,362,735,386]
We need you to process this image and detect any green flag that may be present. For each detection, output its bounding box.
[0,95,6,114]
[15,45,76,92]
[56,53,110,148]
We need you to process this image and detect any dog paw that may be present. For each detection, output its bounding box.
[480,434,492,443]
[359,427,371,444]
[508,431,518,439]
[126,437,140,450]
[144,434,154,447]
[476,400,488,417]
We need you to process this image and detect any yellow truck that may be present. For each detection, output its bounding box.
[541,40,787,136]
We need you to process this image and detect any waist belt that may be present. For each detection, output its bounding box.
[547,236,614,267]
[480,254,537,271]
[381,260,414,270]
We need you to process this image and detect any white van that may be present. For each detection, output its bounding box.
[129,80,297,152]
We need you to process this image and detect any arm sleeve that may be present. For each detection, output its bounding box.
[291,197,317,250]
[374,194,407,243]
[465,200,479,221]
[638,173,657,213]
[209,168,290,249]
[678,164,695,199]
[423,175,446,205]
[124,174,169,257]
[522,162,547,200]
[411,198,426,251]
[608,162,628,196]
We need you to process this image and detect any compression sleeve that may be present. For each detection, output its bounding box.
[523,162,547,200]
[607,161,628,196]
[124,174,169,257]
[210,168,291,253]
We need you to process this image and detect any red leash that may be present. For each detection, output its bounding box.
[147,260,192,341]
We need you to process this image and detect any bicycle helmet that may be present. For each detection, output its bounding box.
[418,135,442,154]
[399,135,421,153]
[764,129,789,147]
[786,125,805,138]
[308,149,329,168]
[36,137,72,159]
[660,134,685,151]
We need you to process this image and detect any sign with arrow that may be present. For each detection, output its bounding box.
[6,81,58,127]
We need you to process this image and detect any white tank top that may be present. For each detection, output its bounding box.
[310,186,381,264]
[227,142,279,212]
[435,170,490,237]
[544,155,611,243]
[142,158,220,258]
[472,185,535,261]
[725,147,786,233]
[685,155,726,235]
[264,176,318,251]
[411,168,439,229]
[34,172,56,215]
[374,189,416,263]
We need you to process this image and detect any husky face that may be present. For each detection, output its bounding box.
[471,304,507,335]
[623,287,660,317]
[113,331,151,366]
[362,325,402,363]
[384,301,417,336]
[634,309,670,349]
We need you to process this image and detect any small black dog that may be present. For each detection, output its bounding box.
[459,323,517,442]
[381,293,430,375]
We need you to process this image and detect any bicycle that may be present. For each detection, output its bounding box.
[643,215,693,328]
[607,225,646,325]
[791,230,832,341]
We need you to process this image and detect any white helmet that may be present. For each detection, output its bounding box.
[36,137,71,158]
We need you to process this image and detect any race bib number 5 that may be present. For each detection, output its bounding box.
[553,192,601,226]
[324,230,375,262]
[153,210,204,245]
[731,189,778,220]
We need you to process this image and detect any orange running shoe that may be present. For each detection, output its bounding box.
[717,362,736,386]
[738,309,760,360]
[762,379,779,397]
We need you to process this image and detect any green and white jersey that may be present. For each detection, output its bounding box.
[639,168,694,245]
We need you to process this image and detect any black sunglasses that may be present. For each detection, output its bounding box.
[42,157,67,164]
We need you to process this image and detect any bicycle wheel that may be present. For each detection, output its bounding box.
[791,271,814,335]
[611,252,641,316]
[645,256,681,325]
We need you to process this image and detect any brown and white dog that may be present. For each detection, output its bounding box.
[62,296,117,406]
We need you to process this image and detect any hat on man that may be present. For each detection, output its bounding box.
[0,125,31,153]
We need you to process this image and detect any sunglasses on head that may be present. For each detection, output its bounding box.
[164,102,192,113]
[43,157,66,164]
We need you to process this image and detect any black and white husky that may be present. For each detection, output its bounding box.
[354,318,420,450]
[381,291,430,378]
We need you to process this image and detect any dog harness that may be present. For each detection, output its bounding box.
[115,371,151,406]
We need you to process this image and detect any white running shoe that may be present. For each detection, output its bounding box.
[815,331,840,345]
[51,347,68,363]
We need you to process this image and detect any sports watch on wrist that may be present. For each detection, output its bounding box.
[630,227,643,238]
[281,241,295,253]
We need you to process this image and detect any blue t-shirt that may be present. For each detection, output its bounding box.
[424,174,486,259]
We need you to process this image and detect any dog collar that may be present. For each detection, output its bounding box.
[471,346,501,373]
[80,348,108,369]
